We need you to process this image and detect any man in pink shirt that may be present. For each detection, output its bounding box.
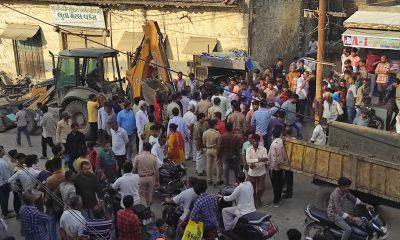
[366,50,381,96]
[347,48,361,72]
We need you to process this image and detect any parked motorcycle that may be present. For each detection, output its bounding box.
[162,200,184,239]
[218,185,278,240]
[103,181,155,239]
[304,204,388,240]
[3,76,32,103]
[156,160,186,196]
[364,106,384,130]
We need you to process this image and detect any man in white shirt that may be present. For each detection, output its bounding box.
[165,177,198,222]
[296,71,309,123]
[60,195,86,238]
[151,135,167,168]
[245,134,268,207]
[15,104,32,147]
[9,155,40,191]
[39,105,56,159]
[180,89,191,115]
[110,120,129,173]
[310,118,328,146]
[167,107,189,138]
[221,172,256,230]
[211,88,229,115]
[183,105,197,161]
[136,102,149,154]
[56,111,71,146]
[308,38,318,56]
[208,97,224,120]
[189,92,200,113]
[167,93,182,119]
[323,93,344,121]
[97,101,116,142]
[112,162,140,207]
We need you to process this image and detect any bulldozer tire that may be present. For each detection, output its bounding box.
[26,109,38,134]
[65,100,89,135]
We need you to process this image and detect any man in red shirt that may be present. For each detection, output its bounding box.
[366,49,381,96]
[117,195,141,240]
[213,112,226,135]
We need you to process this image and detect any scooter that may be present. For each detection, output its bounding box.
[157,160,186,196]
[162,201,184,239]
[304,204,388,240]
[364,106,384,130]
[103,181,155,239]
[218,186,278,240]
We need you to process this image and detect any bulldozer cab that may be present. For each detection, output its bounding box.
[53,48,124,103]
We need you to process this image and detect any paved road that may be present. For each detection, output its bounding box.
[0,125,399,239]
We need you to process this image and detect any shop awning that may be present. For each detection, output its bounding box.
[182,37,218,55]
[344,11,400,31]
[0,23,40,41]
[116,32,144,52]
[342,29,400,50]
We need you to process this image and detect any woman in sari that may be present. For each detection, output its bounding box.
[167,123,185,164]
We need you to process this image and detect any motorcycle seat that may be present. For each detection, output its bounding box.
[238,211,271,224]
[307,207,336,227]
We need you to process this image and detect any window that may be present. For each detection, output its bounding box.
[57,57,76,88]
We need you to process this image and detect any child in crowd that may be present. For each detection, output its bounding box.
[143,114,155,142]
[87,141,97,171]
[149,124,160,146]
[150,219,167,240]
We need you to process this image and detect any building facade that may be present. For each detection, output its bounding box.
[0,0,303,81]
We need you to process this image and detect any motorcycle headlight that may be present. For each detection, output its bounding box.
[380,226,388,234]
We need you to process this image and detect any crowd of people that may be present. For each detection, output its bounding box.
[0,49,397,240]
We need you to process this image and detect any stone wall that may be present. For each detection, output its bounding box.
[0,2,248,80]
[110,6,248,75]
[250,0,302,67]
[0,3,60,80]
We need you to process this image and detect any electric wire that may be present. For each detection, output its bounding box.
[1,3,400,151]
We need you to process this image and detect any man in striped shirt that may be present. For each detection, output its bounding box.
[84,203,113,240]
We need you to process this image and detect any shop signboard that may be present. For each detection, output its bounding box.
[50,4,106,29]
[343,34,400,50]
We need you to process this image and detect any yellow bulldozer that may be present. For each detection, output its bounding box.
[0,20,171,134]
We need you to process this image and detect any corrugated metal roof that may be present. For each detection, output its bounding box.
[36,0,239,7]
[344,10,400,31]
[116,32,144,52]
[0,23,40,41]
[182,37,218,55]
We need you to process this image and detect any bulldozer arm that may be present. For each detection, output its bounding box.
[126,20,172,98]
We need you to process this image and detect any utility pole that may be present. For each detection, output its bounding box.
[315,0,326,123]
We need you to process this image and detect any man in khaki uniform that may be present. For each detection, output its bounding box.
[197,93,212,115]
[207,97,223,119]
[193,113,207,176]
[132,142,159,206]
[227,102,245,134]
[202,119,222,185]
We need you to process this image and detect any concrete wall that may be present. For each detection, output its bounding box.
[250,0,302,67]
